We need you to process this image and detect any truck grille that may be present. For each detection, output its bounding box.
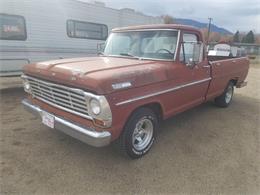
[26,76,90,119]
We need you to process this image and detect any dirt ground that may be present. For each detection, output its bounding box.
[0,63,259,194]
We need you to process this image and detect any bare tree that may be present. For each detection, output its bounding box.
[163,15,175,24]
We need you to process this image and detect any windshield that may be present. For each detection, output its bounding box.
[103,30,179,60]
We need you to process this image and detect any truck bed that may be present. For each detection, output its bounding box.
[206,56,249,100]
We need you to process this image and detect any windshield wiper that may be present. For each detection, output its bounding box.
[119,53,136,58]
[98,51,104,56]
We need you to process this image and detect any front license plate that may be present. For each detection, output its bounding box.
[42,111,55,129]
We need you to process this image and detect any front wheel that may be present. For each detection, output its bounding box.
[118,108,158,159]
[214,82,234,107]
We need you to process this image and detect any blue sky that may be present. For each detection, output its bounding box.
[85,0,260,33]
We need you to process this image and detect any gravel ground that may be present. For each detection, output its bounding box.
[0,77,22,90]
[0,64,259,194]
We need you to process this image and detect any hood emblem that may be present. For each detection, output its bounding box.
[51,72,56,76]
[112,82,132,90]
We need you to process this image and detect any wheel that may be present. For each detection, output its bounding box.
[214,82,234,107]
[118,107,158,159]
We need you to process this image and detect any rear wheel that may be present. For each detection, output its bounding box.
[215,82,234,107]
[118,107,158,159]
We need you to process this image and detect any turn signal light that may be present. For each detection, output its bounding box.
[94,118,106,127]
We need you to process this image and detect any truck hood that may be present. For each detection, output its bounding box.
[24,56,172,94]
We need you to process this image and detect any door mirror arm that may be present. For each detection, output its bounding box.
[186,58,196,67]
[97,42,105,55]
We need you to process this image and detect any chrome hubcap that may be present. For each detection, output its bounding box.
[132,118,153,151]
[225,86,233,103]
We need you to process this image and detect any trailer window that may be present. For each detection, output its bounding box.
[67,20,108,40]
[0,14,26,40]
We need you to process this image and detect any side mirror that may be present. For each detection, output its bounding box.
[97,42,105,55]
[192,43,202,63]
[183,42,202,67]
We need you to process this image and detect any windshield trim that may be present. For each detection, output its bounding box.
[112,28,179,32]
[104,29,181,62]
[102,54,179,62]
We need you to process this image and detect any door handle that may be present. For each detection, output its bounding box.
[232,60,236,63]
[202,65,210,68]
[216,62,221,66]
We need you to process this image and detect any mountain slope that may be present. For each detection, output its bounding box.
[175,18,232,35]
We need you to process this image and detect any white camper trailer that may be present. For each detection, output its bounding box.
[0,0,163,76]
[208,43,246,58]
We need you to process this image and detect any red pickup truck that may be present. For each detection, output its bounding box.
[22,24,249,158]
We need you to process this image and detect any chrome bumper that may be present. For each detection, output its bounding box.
[22,99,111,147]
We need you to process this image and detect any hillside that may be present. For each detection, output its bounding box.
[175,18,233,35]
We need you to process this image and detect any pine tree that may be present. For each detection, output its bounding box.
[247,31,255,43]
[233,31,240,43]
[242,31,255,43]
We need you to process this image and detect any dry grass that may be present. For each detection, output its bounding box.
[249,56,260,64]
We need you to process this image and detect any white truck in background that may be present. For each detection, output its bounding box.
[0,0,163,76]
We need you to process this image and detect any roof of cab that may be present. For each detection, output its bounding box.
[112,24,200,32]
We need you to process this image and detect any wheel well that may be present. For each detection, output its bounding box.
[127,102,163,124]
[230,79,238,86]
[143,103,163,122]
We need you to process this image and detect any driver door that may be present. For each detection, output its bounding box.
[180,32,211,106]
[165,32,210,117]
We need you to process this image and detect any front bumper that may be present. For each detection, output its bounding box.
[22,99,111,147]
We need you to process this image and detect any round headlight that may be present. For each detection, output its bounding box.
[90,99,101,115]
[25,82,30,90]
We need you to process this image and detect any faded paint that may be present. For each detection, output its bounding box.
[23,24,250,141]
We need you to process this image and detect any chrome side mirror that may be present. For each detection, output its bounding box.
[192,43,202,63]
[97,42,105,55]
[183,42,202,67]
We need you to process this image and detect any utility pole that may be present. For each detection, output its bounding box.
[207,17,213,45]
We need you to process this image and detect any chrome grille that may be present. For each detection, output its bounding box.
[26,76,90,119]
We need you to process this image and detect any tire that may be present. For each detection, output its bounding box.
[214,82,234,107]
[118,107,158,159]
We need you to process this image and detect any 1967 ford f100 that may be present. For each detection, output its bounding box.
[21,24,249,158]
